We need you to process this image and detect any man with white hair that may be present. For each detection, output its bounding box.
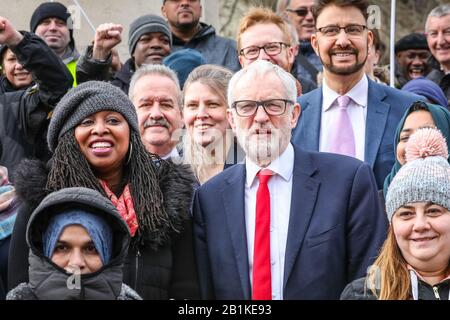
[425,4,450,104]
[193,59,387,300]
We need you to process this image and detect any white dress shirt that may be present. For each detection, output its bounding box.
[161,147,180,160]
[245,143,294,300]
[319,75,369,161]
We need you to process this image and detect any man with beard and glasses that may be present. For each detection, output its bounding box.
[161,0,240,72]
[291,0,424,189]
[192,59,387,300]
[128,64,183,159]
[395,33,431,88]
[76,15,172,95]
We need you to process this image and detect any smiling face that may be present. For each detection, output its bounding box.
[131,74,183,156]
[396,110,436,165]
[161,0,202,31]
[239,22,294,72]
[183,81,230,147]
[396,49,431,81]
[426,14,450,69]
[393,202,450,273]
[227,71,300,166]
[35,17,71,54]
[51,225,103,274]
[74,111,130,178]
[1,48,33,89]
[311,4,372,77]
[132,32,171,67]
[286,0,315,42]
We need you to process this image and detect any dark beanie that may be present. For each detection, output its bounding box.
[128,14,172,55]
[402,77,449,108]
[30,2,71,32]
[30,2,75,50]
[47,81,140,152]
[163,49,206,88]
[395,33,429,54]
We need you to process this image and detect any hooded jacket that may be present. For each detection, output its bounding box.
[171,22,240,73]
[8,159,200,300]
[6,187,141,300]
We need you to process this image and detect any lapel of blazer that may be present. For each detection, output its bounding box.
[365,80,390,167]
[222,164,251,299]
[297,90,323,151]
[283,144,320,291]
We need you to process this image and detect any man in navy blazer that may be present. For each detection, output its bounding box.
[291,0,423,189]
[193,60,388,300]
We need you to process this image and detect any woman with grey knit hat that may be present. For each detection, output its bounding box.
[8,81,200,300]
[341,127,450,300]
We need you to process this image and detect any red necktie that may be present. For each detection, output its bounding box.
[252,169,272,300]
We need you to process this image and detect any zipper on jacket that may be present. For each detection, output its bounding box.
[134,248,141,290]
[432,286,441,300]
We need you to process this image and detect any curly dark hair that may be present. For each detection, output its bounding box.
[46,129,175,247]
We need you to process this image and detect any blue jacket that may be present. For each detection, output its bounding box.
[292,79,424,189]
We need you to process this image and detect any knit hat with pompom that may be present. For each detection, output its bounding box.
[386,127,450,221]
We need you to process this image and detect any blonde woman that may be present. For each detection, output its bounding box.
[341,128,450,300]
[182,65,237,184]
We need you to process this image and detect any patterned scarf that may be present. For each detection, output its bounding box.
[99,180,138,236]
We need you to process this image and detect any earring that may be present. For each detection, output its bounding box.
[126,143,133,165]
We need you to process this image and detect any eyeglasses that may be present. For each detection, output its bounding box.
[316,24,367,37]
[239,42,289,60]
[286,7,313,17]
[231,99,294,117]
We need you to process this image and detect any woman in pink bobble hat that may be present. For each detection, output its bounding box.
[341,127,450,300]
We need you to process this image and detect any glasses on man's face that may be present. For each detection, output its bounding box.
[316,24,367,38]
[286,7,313,17]
[239,42,289,60]
[231,99,294,117]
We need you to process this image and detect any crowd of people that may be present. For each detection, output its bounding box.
[0,0,449,300]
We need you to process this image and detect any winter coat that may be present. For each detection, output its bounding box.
[341,276,450,300]
[8,159,200,300]
[0,32,73,174]
[76,45,133,95]
[172,23,240,72]
[427,69,450,107]
[7,187,141,300]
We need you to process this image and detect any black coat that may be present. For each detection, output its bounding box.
[8,159,200,300]
[0,32,72,174]
[341,276,450,300]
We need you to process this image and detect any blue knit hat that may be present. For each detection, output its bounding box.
[163,49,205,89]
[43,209,113,265]
[402,77,448,108]
[386,128,450,221]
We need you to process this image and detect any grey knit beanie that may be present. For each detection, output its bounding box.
[386,128,450,221]
[47,81,140,152]
[128,14,172,55]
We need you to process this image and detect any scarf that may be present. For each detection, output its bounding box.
[0,166,19,240]
[383,102,450,196]
[99,180,138,236]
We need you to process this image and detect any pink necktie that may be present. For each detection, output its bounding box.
[252,169,272,300]
[328,95,355,157]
